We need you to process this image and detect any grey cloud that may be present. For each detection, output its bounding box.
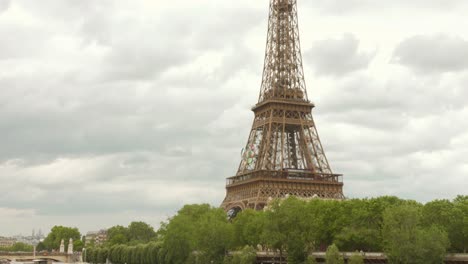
[96,7,262,82]
[0,2,261,162]
[190,8,264,50]
[392,34,468,73]
[0,0,10,13]
[305,34,375,76]
[320,71,468,119]
[306,0,468,14]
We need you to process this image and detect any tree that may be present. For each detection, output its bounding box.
[325,244,344,264]
[73,239,84,252]
[233,209,265,248]
[416,226,450,264]
[107,225,129,246]
[128,222,157,244]
[0,242,34,252]
[421,199,464,253]
[382,204,449,264]
[193,208,234,263]
[334,227,380,252]
[261,200,287,256]
[42,226,81,251]
[231,246,257,264]
[160,204,212,264]
[334,199,383,252]
[87,247,96,263]
[36,242,46,252]
[453,195,468,253]
[97,247,109,263]
[262,197,318,263]
[304,199,348,250]
[348,252,364,264]
[382,204,421,264]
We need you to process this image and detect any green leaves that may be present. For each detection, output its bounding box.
[382,204,450,264]
[128,222,157,243]
[348,252,364,264]
[232,209,265,247]
[106,222,157,247]
[325,244,344,264]
[0,242,34,252]
[84,195,466,264]
[160,204,233,264]
[88,243,161,264]
[42,226,81,251]
[229,246,257,264]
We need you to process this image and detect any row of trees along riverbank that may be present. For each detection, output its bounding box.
[84,195,467,264]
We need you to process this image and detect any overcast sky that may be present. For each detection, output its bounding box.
[1,0,468,236]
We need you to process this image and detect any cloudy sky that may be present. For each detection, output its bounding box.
[1,0,468,236]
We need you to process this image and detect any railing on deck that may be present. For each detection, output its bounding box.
[226,169,343,186]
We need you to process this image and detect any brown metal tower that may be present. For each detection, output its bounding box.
[221,0,344,214]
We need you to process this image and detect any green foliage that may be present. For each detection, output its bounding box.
[82,195,467,264]
[383,204,450,264]
[286,198,319,262]
[348,252,364,264]
[193,208,234,263]
[230,246,257,264]
[233,209,265,247]
[36,242,46,251]
[453,195,468,253]
[106,222,157,247]
[305,255,318,264]
[159,204,233,264]
[88,243,161,264]
[415,226,450,264]
[325,244,344,264]
[42,226,81,251]
[0,242,34,252]
[334,226,380,252]
[128,222,157,244]
[421,198,464,252]
[107,225,129,246]
[334,196,410,252]
[262,197,320,263]
[74,239,84,251]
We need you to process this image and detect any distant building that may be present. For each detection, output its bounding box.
[0,237,16,248]
[12,229,44,246]
[85,230,107,246]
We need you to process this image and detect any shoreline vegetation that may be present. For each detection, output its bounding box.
[8,195,466,264]
[84,195,466,264]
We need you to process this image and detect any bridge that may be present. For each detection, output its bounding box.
[0,252,81,264]
[256,251,468,264]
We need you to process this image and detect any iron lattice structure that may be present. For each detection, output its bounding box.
[222,0,344,213]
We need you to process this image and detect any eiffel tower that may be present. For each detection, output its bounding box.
[221,0,344,214]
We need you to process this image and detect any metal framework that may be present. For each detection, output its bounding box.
[222,0,344,213]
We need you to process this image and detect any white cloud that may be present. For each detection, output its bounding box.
[0,0,11,14]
